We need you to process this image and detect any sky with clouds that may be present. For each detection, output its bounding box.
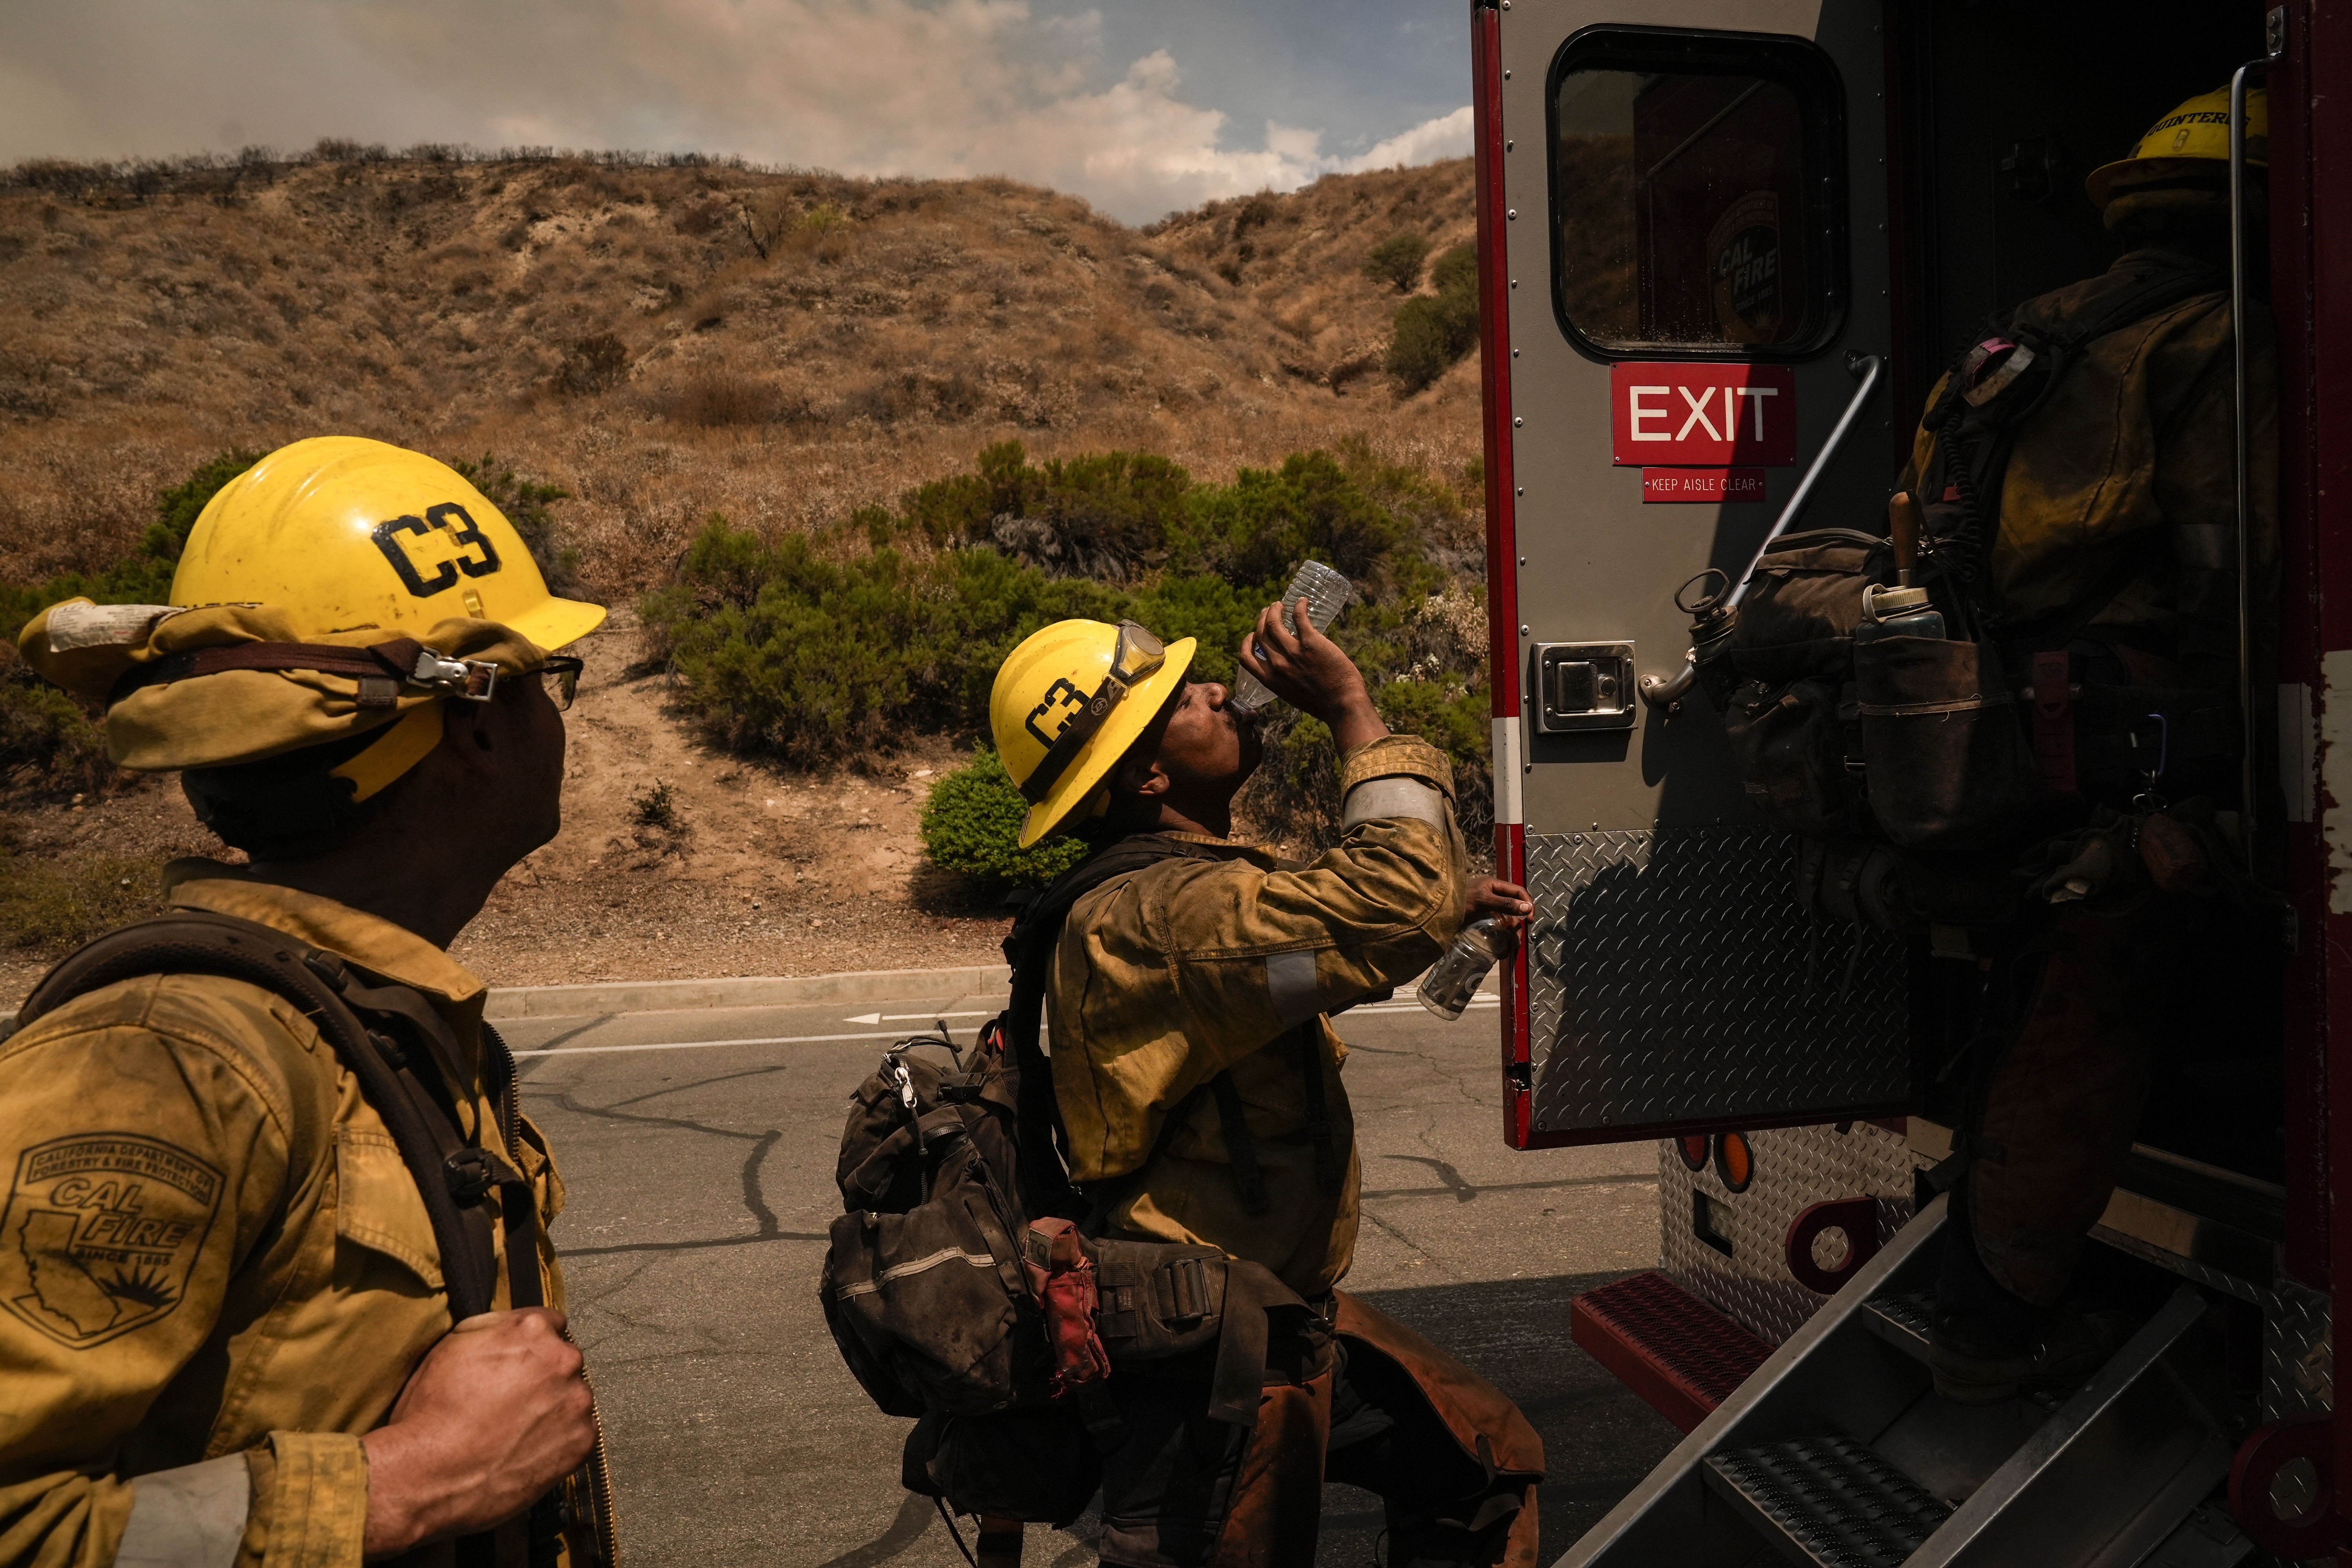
[0,0,1476,223]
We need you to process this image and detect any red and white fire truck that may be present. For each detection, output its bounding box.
[1471,2,2346,1561]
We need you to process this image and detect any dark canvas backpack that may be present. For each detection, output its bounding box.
[1713,261,2239,919]
[818,835,1322,1525]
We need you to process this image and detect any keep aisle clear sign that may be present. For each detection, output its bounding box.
[1609,363,1797,505]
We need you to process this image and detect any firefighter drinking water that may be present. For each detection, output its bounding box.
[1880,87,2280,1402]
[969,604,1544,1566]
[0,437,617,1566]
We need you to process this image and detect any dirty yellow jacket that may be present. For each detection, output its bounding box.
[1900,246,2278,693]
[1049,735,1468,1299]
[0,864,567,1568]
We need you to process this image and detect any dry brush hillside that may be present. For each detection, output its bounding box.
[1,150,1482,606]
[0,147,1484,989]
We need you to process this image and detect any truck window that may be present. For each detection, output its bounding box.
[1548,29,1847,359]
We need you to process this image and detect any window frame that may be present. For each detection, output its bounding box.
[1544,23,1852,364]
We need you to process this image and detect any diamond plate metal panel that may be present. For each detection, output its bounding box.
[2261,1278,2332,1424]
[1525,829,1909,1136]
[1658,1123,1918,1346]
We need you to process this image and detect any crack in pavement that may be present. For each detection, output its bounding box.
[543,1064,799,1249]
[1360,1161,1653,1205]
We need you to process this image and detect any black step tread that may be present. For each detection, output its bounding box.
[1859,1290,1936,1362]
[1704,1433,1950,1568]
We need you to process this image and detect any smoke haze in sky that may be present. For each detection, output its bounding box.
[0,0,1474,223]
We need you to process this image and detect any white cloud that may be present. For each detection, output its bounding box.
[0,0,1472,223]
[1340,106,1475,173]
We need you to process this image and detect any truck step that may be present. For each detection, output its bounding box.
[1859,1289,1935,1363]
[1702,1434,1950,1568]
[1570,1270,1774,1433]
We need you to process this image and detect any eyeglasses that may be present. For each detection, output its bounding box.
[1018,621,1166,806]
[538,656,584,712]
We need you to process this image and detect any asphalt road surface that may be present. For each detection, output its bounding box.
[507,987,1682,1567]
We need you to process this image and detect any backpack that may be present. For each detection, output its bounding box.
[8,911,619,1568]
[1710,262,2239,920]
[817,835,1325,1526]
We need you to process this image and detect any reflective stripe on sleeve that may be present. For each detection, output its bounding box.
[117,1456,250,1568]
[1341,776,1447,830]
[1266,949,1322,1028]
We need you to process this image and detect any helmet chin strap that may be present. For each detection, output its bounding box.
[329,702,445,803]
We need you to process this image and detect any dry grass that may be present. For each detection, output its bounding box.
[0,156,1483,608]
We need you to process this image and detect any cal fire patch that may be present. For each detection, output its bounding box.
[2,1134,223,1348]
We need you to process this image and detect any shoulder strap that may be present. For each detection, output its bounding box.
[1926,261,2230,634]
[14,911,524,1319]
[1000,835,1231,1219]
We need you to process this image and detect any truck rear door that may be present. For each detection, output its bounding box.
[1473,0,1913,1148]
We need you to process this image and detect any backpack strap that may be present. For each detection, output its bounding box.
[1925,262,2230,635]
[999,835,1252,1221]
[12,911,534,1319]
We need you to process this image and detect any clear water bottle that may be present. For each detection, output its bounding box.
[1418,918,1510,1021]
[1228,561,1356,716]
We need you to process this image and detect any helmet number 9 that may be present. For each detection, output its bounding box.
[371,503,505,598]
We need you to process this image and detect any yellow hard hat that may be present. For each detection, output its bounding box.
[172,435,605,652]
[2086,85,2267,209]
[990,618,1194,848]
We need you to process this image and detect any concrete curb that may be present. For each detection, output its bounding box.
[481,964,1013,1020]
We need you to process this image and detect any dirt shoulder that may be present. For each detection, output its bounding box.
[1,613,1012,1002]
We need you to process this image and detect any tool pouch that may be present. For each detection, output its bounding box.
[1724,677,1861,838]
[1855,636,2041,849]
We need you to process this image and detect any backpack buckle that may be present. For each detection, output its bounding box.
[444,1147,493,1204]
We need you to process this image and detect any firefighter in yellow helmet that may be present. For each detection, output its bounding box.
[918,607,1543,1564]
[1,437,617,1566]
[1905,87,2280,1402]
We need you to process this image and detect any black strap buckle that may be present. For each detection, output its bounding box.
[445,1147,494,1205]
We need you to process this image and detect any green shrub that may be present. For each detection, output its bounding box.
[902,441,1192,580]
[1362,232,1431,293]
[919,750,1089,887]
[1,448,260,644]
[640,442,1494,858]
[1385,245,1481,394]
[451,454,582,597]
[0,449,259,797]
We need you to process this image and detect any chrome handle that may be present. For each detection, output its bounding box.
[1640,352,1884,711]
[1724,352,1884,610]
[1637,651,1699,710]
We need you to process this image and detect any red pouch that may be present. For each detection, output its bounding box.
[1023,1217,1111,1393]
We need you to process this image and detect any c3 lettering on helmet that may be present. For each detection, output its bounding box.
[370,504,504,599]
[1025,678,1087,748]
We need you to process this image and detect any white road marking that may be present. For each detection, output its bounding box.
[515,997,1500,1057]
[514,1030,921,1056]
[843,1009,1000,1025]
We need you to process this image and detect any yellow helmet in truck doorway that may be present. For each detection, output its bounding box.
[989,618,1194,848]
[2086,84,2267,208]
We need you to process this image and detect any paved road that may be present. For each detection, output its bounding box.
[507,989,1682,1567]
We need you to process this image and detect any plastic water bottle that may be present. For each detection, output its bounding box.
[1228,561,1356,716]
[1418,918,1510,1021]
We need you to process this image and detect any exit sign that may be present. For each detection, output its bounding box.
[1610,363,1798,467]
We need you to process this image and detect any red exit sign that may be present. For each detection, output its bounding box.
[1610,363,1797,466]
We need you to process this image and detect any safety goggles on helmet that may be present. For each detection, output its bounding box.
[1016,621,1166,806]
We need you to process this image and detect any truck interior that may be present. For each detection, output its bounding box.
[1551,3,2307,1564]
[1899,0,2285,1189]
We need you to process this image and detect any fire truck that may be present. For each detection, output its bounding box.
[1470,2,2342,1562]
